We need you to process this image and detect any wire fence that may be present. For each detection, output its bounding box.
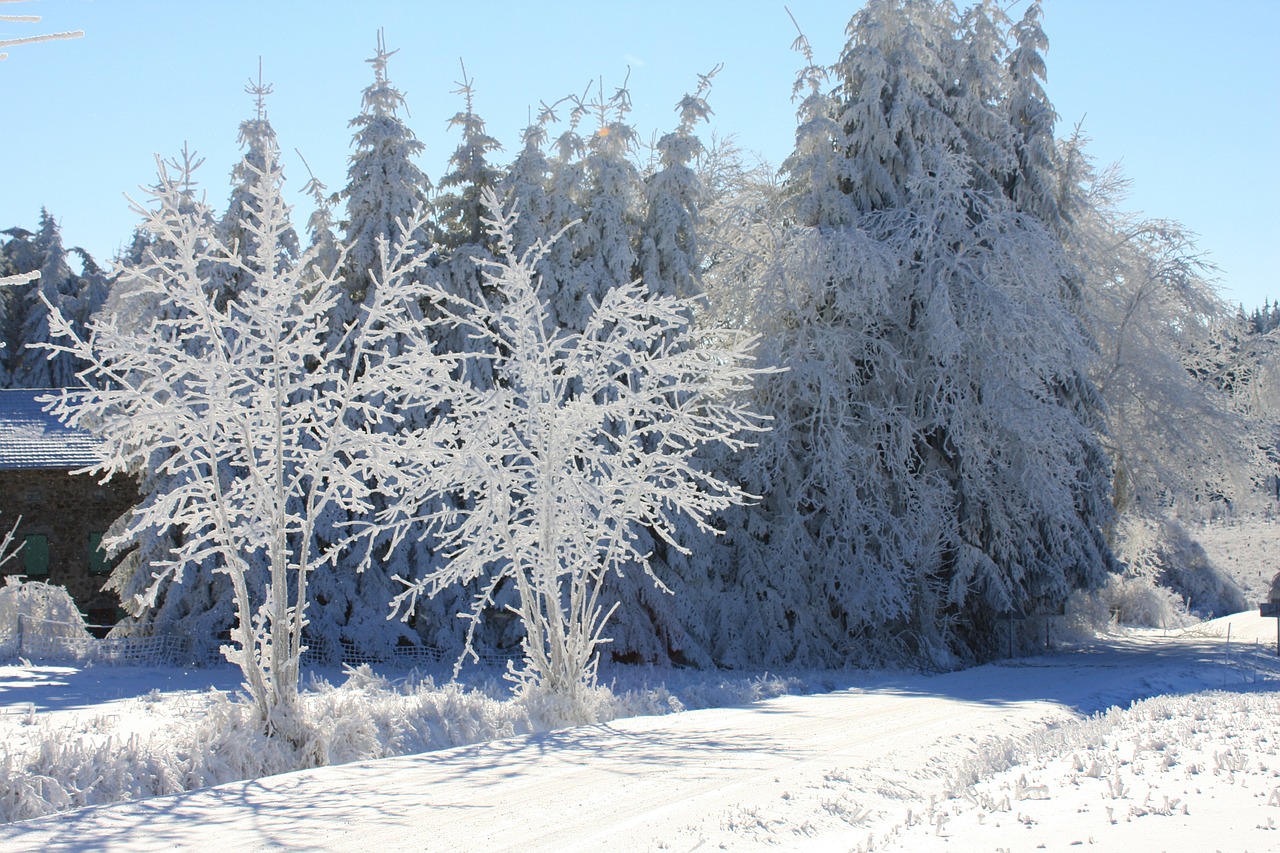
[0,615,192,667]
[1,615,522,670]
[299,635,521,670]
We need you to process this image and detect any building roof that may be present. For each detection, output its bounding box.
[0,389,103,470]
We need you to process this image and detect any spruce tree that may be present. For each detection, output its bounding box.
[306,32,438,661]
[717,0,1115,665]
[338,29,431,313]
[213,63,299,306]
[1006,1,1061,228]
[13,209,79,387]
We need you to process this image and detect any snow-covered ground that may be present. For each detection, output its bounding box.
[0,519,1278,851]
[0,615,1276,851]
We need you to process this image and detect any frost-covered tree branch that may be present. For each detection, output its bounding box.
[388,191,768,703]
[0,1,82,61]
[39,147,466,738]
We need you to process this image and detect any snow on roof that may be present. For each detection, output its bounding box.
[0,388,103,470]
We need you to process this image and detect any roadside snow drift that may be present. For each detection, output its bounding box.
[1,615,1277,852]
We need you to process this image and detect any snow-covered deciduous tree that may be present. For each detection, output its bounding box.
[390,192,766,704]
[41,147,464,738]
[98,148,235,651]
[0,513,22,571]
[0,1,82,62]
[1060,136,1265,521]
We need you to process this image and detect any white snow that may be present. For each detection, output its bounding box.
[0,612,1276,851]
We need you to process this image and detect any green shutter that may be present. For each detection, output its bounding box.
[23,535,49,576]
[88,533,111,575]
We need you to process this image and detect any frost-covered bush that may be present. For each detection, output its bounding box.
[1148,519,1247,618]
[0,664,811,823]
[41,145,467,737]
[1080,515,1248,631]
[0,578,92,644]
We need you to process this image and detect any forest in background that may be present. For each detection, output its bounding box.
[3,0,1276,686]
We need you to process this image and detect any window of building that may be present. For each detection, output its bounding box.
[23,534,49,576]
[88,532,111,575]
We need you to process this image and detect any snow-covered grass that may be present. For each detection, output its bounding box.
[1,517,1278,847]
[876,688,1280,851]
[0,657,817,825]
[0,619,1278,851]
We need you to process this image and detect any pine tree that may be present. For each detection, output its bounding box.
[1005,1,1061,228]
[307,33,439,661]
[338,29,431,313]
[435,61,503,252]
[715,0,1114,665]
[535,89,593,332]
[500,103,560,259]
[638,65,719,300]
[295,152,341,287]
[213,63,300,307]
[953,0,1017,200]
[555,76,641,333]
[13,209,80,387]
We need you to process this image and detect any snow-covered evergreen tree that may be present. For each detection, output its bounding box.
[338,29,431,314]
[213,64,300,306]
[12,210,81,387]
[1005,1,1061,229]
[435,62,503,253]
[637,66,719,300]
[952,0,1017,201]
[295,152,341,288]
[711,0,1114,665]
[302,32,441,662]
[552,77,641,332]
[500,102,562,260]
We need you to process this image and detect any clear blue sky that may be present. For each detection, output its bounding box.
[3,0,1277,309]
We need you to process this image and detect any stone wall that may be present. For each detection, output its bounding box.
[0,468,138,627]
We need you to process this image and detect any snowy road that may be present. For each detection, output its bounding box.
[0,629,1265,852]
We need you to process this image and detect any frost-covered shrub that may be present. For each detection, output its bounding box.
[0,578,92,643]
[1063,571,1192,635]
[0,663,812,824]
[1149,519,1247,618]
[1095,515,1248,629]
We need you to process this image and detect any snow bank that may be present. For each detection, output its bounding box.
[0,662,807,824]
[877,688,1280,851]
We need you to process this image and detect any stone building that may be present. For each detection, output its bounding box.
[0,388,137,629]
